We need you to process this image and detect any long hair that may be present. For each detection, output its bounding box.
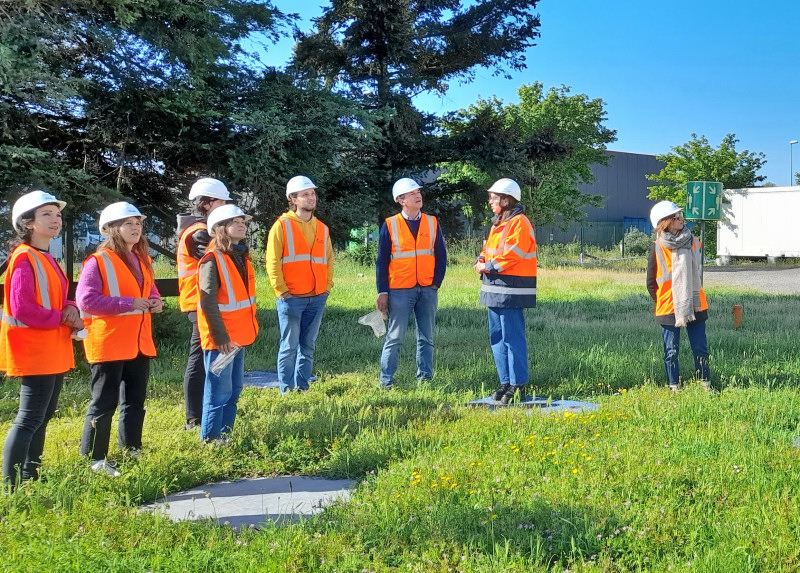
[210,221,250,260]
[97,219,154,279]
[491,195,520,227]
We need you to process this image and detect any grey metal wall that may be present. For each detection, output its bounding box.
[578,150,664,222]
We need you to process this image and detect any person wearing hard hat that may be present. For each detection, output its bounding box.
[1,191,83,488]
[76,202,163,475]
[376,177,447,389]
[647,201,710,391]
[266,175,334,394]
[176,177,231,430]
[196,205,258,443]
[474,179,536,405]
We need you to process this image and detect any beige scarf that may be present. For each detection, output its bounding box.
[659,229,702,327]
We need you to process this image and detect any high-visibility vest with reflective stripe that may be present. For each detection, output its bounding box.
[177,221,207,312]
[197,249,258,350]
[81,249,157,363]
[479,213,538,308]
[0,245,75,376]
[653,239,708,317]
[280,217,329,296]
[387,213,437,289]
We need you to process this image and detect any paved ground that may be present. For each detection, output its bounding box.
[140,476,355,529]
[703,266,800,295]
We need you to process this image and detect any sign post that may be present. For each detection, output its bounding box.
[685,181,723,281]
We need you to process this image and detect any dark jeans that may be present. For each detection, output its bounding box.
[80,354,150,461]
[3,373,64,486]
[661,321,710,386]
[183,312,206,422]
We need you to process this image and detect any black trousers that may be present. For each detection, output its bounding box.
[80,354,149,460]
[182,311,206,422]
[3,373,63,485]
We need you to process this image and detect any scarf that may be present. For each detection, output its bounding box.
[658,228,702,327]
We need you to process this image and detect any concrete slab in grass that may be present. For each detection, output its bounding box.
[467,395,599,414]
[243,371,316,390]
[141,476,354,529]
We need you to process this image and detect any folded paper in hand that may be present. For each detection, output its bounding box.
[358,310,387,337]
[210,346,242,376]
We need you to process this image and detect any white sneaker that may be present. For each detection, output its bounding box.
[90,460,121,477]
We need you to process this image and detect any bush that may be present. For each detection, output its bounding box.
[345,241,378,267]
[619,227,652,256]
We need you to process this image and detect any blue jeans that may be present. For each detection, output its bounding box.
[380,286,438,386]
[201,348,245,440]
[488,307,529,386]
[276,293,328,393]
[660,321,710,386]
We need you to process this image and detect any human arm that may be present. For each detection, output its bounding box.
[198,257,230,347]
[325,233,334,293]
[375,222,391,311]
[432,222,446,288]
[483,216,536,274]
[265,219,291,298]
[646,244,658,301]
[75,256,137,316]
[187,228,212,260]
[9,258,64,329]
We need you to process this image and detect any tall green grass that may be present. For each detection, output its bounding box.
[1,260,799,571]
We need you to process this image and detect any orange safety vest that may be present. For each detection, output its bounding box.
[81,249,157,363]
[481,214,537,277]
[387,213,437,289]
[280,217,329,296]
[196,249,258,350]
[177,221,207,312]
[653,239,708,317]
[0,245,74,377]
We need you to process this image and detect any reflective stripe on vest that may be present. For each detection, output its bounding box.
[388,215,435,260]
[80,251,145,318]
[80,249,156,362]
[0,245,75,376]
[386,213,437,289]
[278,216,329,296]
[281,218,329,265]
[480,284,537,296]
[196,249,259,350]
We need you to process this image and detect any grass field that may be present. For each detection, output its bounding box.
[1,255,799,572]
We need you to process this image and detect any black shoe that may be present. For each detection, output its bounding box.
[500,384,527,405]
[492,383,511,401]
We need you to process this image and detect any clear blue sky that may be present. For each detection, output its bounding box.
[263,0,800,186]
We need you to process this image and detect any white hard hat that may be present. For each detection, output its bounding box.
[12,191,67,231]
[188,178,231,201]
[286,175,317,198]
[99,202,146,235]
[206,204,252,236]
[392,178,421,200]
[488,178,521,201]
[650,200,682,228]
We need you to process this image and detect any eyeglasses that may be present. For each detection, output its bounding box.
[668,212,684,220]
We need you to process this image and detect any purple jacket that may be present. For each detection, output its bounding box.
[76,251,160,316]
[9,249,76,329]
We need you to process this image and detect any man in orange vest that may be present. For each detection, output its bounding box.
[266,175,334,394]
[376,178,447,389]
[176,178,231,429]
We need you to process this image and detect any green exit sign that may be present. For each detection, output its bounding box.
[685,181,722,220]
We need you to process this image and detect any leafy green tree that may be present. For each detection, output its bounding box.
[646,134,766,204]
[292,0,542,222]
[0,0,287,226]
[439,83,617,228]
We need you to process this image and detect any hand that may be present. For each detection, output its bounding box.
[280,292,293,300]
[217,341,241,355]
[375,293,389,313]
[474,261,487,274]
[132,298,150,312]
[148,298,163,314]
[61,306,83,329]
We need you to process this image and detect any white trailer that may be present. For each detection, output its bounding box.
[716,186,800,262]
